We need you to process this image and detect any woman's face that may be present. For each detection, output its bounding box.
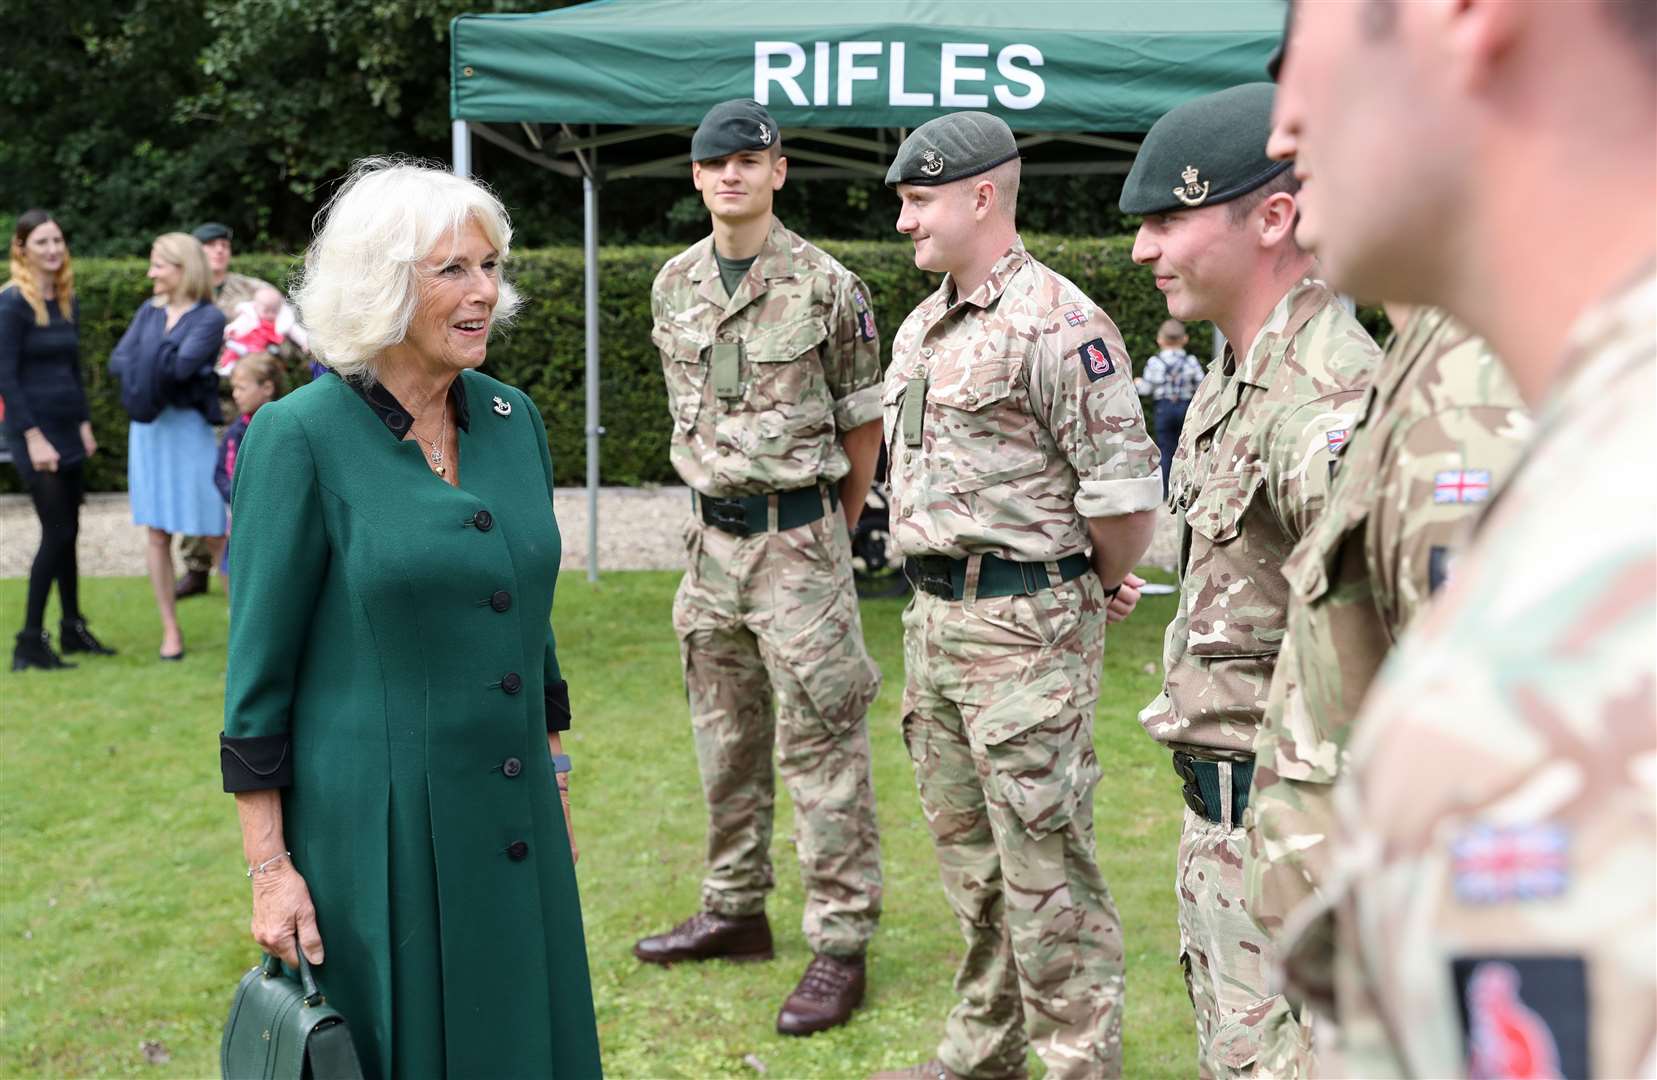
[147,248,183,299]
[399,218,500,375]
[22,220,66,278]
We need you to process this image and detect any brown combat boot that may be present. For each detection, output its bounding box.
[632,911,773,965]
[776,952,865,1036]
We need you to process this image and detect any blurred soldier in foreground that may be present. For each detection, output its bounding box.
[1244,301,1530,1076]
[635,98,885,1037]
[1119,82,1381,1077]
[1269,1,1656,1074]
[871,111,1161,1080]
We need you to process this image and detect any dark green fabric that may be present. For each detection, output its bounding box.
[694,484,839,536]
[691,98,778,162]
[450,1,1284,131]
[223,369,602,1079]
[884,111,1018,187]
[1119,81,1291,215]
[714,250,758,297]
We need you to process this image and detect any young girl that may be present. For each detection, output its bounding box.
[214,353,286,595]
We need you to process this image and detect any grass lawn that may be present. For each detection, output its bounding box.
[0,571,1190,1078]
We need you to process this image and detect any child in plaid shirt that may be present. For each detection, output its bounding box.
[1136,319,1205,492]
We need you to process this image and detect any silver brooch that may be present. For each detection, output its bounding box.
[492,395,512,417]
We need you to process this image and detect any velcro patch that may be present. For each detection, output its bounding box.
[1452,956,1588,1079]
[1435,469,1492,504]
[1064,308,1088,327]
[852,288,868,311]
[1079,337,1115,382]
[858,310,877,342]
[1326,428,1350,454]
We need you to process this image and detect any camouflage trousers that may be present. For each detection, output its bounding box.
[672,509,883,957]
[1176,789,1281,1078]
[900,573,1124,1080]
[1243,768,1340,1078]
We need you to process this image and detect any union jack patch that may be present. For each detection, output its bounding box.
[1326,429,1349,453]
[1435,469,1491,504]
[1451,823,1568,905]
[1063,309,1087,327]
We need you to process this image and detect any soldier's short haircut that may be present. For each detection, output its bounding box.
[1225,169,1302,229]
[981,159,1021,221]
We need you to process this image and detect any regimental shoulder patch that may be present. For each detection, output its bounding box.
[1326,428,1350,454]
[1079,337,1115,382]
[1435,469,1492,504]
[1429,544,1452,593]
[858,310,877,342]
[1452,956,1588,1080]
[1451,823,1569,905]
[1063,308,1088,327]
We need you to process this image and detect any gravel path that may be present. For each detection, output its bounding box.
[1,488,1179,578]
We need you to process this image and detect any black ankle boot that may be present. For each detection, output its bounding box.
[59,618,116,656]
[12,630,75,672]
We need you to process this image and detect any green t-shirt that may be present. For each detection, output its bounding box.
[715,251,757,298]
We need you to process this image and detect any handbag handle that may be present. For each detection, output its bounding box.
[260,949,325,1008]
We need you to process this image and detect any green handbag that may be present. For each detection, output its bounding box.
[221,951,364,1080]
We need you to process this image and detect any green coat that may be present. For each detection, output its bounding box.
[222,370,602,1078]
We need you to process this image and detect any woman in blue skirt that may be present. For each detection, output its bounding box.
[109,233,227,659]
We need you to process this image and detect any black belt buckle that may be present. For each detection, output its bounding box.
[704,497,752,536]
[904,557,956,599]
[1171,751,1211,819]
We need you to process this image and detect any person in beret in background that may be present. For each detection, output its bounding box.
[220,158,601,1077]
[871,111,1162,1080]
[1116,82,1381,1078]
[634,98,886,1037]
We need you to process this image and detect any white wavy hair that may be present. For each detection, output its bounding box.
[293,158,522,380]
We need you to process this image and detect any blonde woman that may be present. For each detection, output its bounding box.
[109,232,227,660]
[1,210,114,670]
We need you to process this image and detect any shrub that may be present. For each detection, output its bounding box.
[3,238,1388,493]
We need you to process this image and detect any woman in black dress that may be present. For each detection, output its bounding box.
[0,210,114,670]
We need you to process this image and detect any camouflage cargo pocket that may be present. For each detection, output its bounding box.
[772,587,881,736]
[974,667,1100,837]
[928,356,1047,492]
[745,315,828,407]
[658,328,709,434]
[1183,463,1286,657]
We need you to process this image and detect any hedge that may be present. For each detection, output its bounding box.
[2,236,1386,494]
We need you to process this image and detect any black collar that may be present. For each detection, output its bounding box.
[335,371,471,438]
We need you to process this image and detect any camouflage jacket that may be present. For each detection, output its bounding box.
[1254,309,1530,785]
[650,217,882,497]
[1139,278,1381,754]
[882,237,1161,562]
[1299,268,1656,1078]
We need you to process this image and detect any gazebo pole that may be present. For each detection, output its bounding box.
[583,172,601,583]
[451,120,472,177]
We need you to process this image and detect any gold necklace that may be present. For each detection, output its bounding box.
[409,402,450,477]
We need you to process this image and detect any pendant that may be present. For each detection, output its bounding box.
[433,464,446,477]
[492,395,512,417]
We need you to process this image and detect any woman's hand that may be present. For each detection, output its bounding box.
[79,422,97,458]
[250,860,324,968]
[559,782,579,864]
[24,428,58,473]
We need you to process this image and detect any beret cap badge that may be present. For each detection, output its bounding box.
[919,149,945,177]
[758,123,772,146]
[1174,165,1210,207]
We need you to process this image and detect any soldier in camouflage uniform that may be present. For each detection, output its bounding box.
[1242,306,1530,1076]
[632,99,886,1038]
[1118,83,1382,1078]
[1269,1,1655,1074]
[870,112,1163,1080]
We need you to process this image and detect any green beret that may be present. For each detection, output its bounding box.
[192,222,232,244]
[691,99,779,162]
[884,112,1020,188]
[1119,83,1292,216]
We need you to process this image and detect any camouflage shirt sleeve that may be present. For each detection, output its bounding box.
[1263,392,1366,543]
[1372,403,1529,632]
[1026,304,1163,519]
[823,270,883,432]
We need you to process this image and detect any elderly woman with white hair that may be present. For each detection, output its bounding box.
[219,159,602,1077]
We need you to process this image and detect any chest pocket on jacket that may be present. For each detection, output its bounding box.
[928,357,1046,493]
[1182,463,1285,657]
[743,315,827,410]
[654,325,709,433]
